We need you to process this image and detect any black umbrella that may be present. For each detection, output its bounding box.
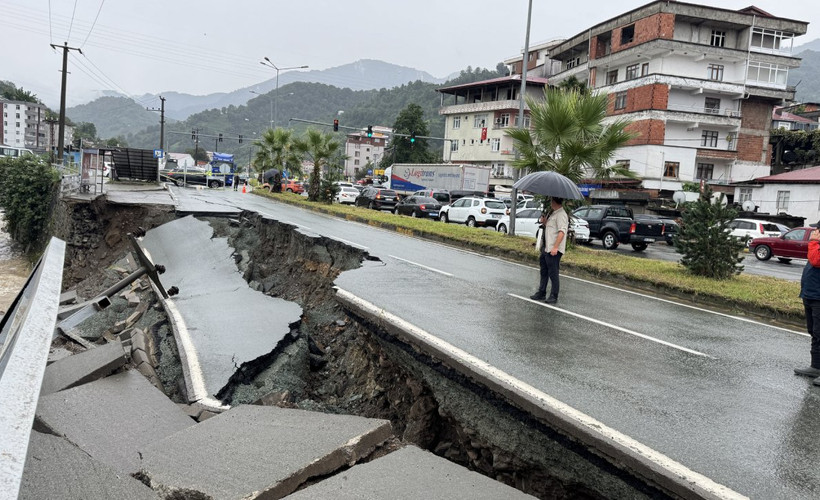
[512,171,583,200]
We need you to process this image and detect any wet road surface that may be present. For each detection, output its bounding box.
[172,187,820,498]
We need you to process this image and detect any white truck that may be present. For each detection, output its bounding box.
[384,164,491,196]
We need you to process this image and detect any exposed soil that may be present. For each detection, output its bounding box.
[56,201,667,500]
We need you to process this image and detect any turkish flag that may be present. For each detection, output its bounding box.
[481,128,488,141]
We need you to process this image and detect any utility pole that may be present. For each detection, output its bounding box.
[509,0,532,236]
[146,96,166,151]
[50,42,82,165]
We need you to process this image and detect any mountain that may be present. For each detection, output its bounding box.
[66,96,172,139]
[790,49,820,103]
[136,59,445,120]
[794,38,820,54]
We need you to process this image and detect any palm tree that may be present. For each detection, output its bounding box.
[252,128,301,178]
[292,129,342,201]
[506,88,636,185]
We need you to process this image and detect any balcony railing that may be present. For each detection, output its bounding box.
[666,103,741,118]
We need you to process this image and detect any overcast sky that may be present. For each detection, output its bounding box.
[3,0,818,109]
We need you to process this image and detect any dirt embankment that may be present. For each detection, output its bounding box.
[57,201,662,500]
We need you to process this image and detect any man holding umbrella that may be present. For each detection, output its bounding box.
[531,197,568,304]
[512,170,582,305]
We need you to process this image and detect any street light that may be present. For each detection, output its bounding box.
[249,90,274,128]
[260,57,308,128]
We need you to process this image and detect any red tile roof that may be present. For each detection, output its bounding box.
[755,165,820,183]
[772,108,817,124]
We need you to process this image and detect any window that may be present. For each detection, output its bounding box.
[751,27,793,53]
[452,116,460,129]
[704,97,721,114]
[710,30,726,48]
[614,92,627,110]
[491,138,501,152]
[701,130,719,147]
[615,159,630,171]
[514,115,531,128]
[473,114,487,128]
[785,229,806,241]
[747,61,788,86]
[641,63,649,76]
[776,190,790,212]
[354,159,359,166]
[663,161,679,178]
[708,64,724,81]
[696,163,714,180]
[625,64,639,80]
[738,188,752,203]
[354,151,360,157]
[499,113,510,127]
[621,24,635,45]
[606,70,618,85]
[450,141,459,152]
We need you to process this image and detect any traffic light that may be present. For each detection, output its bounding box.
[333,119,339,132]
[238,134,243,144]
[410,132,416,144]
[366,125,373,138]
[192,130,196,140]
[218,133,223,142]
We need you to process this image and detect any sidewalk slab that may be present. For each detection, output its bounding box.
[35,370,195,475]
[288,445,535,499]
[19,431,159,500]
[138,405,392,499]
[39,340,127,396]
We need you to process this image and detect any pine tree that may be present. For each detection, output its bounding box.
[676,184,745,279]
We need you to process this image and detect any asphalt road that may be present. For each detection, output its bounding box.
[171,187,819,499]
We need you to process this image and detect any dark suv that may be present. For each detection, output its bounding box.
[412,189,451,205]
[355,187,400,210]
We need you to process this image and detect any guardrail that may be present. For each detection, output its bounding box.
[0,237,66,500]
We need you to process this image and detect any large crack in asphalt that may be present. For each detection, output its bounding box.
[58,201,670,500]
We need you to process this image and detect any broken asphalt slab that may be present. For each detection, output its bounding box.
[287,445,535,499]
[137,404,392,499]
[39,339,127,396]
[19,431,160,500]
[139,215,302,403]
[34,370,195,475]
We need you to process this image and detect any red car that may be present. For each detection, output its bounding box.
[281,179,304,193]
[750,227,815,263]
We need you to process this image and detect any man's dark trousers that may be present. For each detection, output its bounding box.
[806,299,820,366]
[538,251,563,299]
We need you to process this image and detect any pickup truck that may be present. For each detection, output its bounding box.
[572,205,665,251]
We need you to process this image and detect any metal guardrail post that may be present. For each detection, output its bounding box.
[0,237,66,500]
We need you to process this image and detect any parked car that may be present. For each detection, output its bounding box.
[393,196,443,218]
[634,214,678,246]
[335,186,360,204]
[728,218,782,247]
[412,189,451,205]
[749,227,816,263]
[495,209,591,243]
[282,179,304,193]
[355,187,400,210]
[160,168,223,188]
[572,205,664,251]
[439,196,507,227]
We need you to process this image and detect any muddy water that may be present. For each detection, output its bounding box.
[0,211,30,315]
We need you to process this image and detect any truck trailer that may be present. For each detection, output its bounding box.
[384,164,491,196]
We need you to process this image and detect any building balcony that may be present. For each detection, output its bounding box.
[439,99,527,116]
[664,109,741,129]
[548,63,590,84]
[667,102,741,118]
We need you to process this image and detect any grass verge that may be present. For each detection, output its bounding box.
[254,190,804,325]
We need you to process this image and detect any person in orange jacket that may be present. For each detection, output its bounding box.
[795,224,820,381]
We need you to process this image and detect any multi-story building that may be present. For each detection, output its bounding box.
[544,1,807,200]
[343,126,390,179]
[437,75,549,186]
[1,98,72,154]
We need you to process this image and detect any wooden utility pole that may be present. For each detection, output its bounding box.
[50,42,82,165]
[147,96,166,151]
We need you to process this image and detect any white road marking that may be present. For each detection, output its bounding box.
[389,255,453,277]
[509,293,715,358]
[337,289,746,500]
[329,236,369,251]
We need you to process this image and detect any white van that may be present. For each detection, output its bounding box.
[0,145,33,158]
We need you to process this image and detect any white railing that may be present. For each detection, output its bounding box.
[667,103,742,118]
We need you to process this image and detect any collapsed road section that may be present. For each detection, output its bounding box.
[40,201,717,499]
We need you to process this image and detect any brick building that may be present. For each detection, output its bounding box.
[544,1,807,200]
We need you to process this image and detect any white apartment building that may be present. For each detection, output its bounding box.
[543,1,807,200]
[343,126,390,179]
[1,98,73,154]
[437,75,549,187]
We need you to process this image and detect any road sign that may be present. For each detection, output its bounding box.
[153,149,164,159]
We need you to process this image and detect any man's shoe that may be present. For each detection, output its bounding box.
[530,293,546,300]
[545,296,558,304]
[794,366,820,378]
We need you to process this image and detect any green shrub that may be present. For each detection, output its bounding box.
[0,155,61,252]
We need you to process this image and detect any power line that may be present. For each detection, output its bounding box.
[66,0,79,43]
[80,0,106,49]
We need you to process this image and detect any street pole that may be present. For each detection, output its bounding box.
[50,42,82,166]
[250,90,273,128]
[261,58,308,130]
[509,0,532,236]
[146,95,166,151]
